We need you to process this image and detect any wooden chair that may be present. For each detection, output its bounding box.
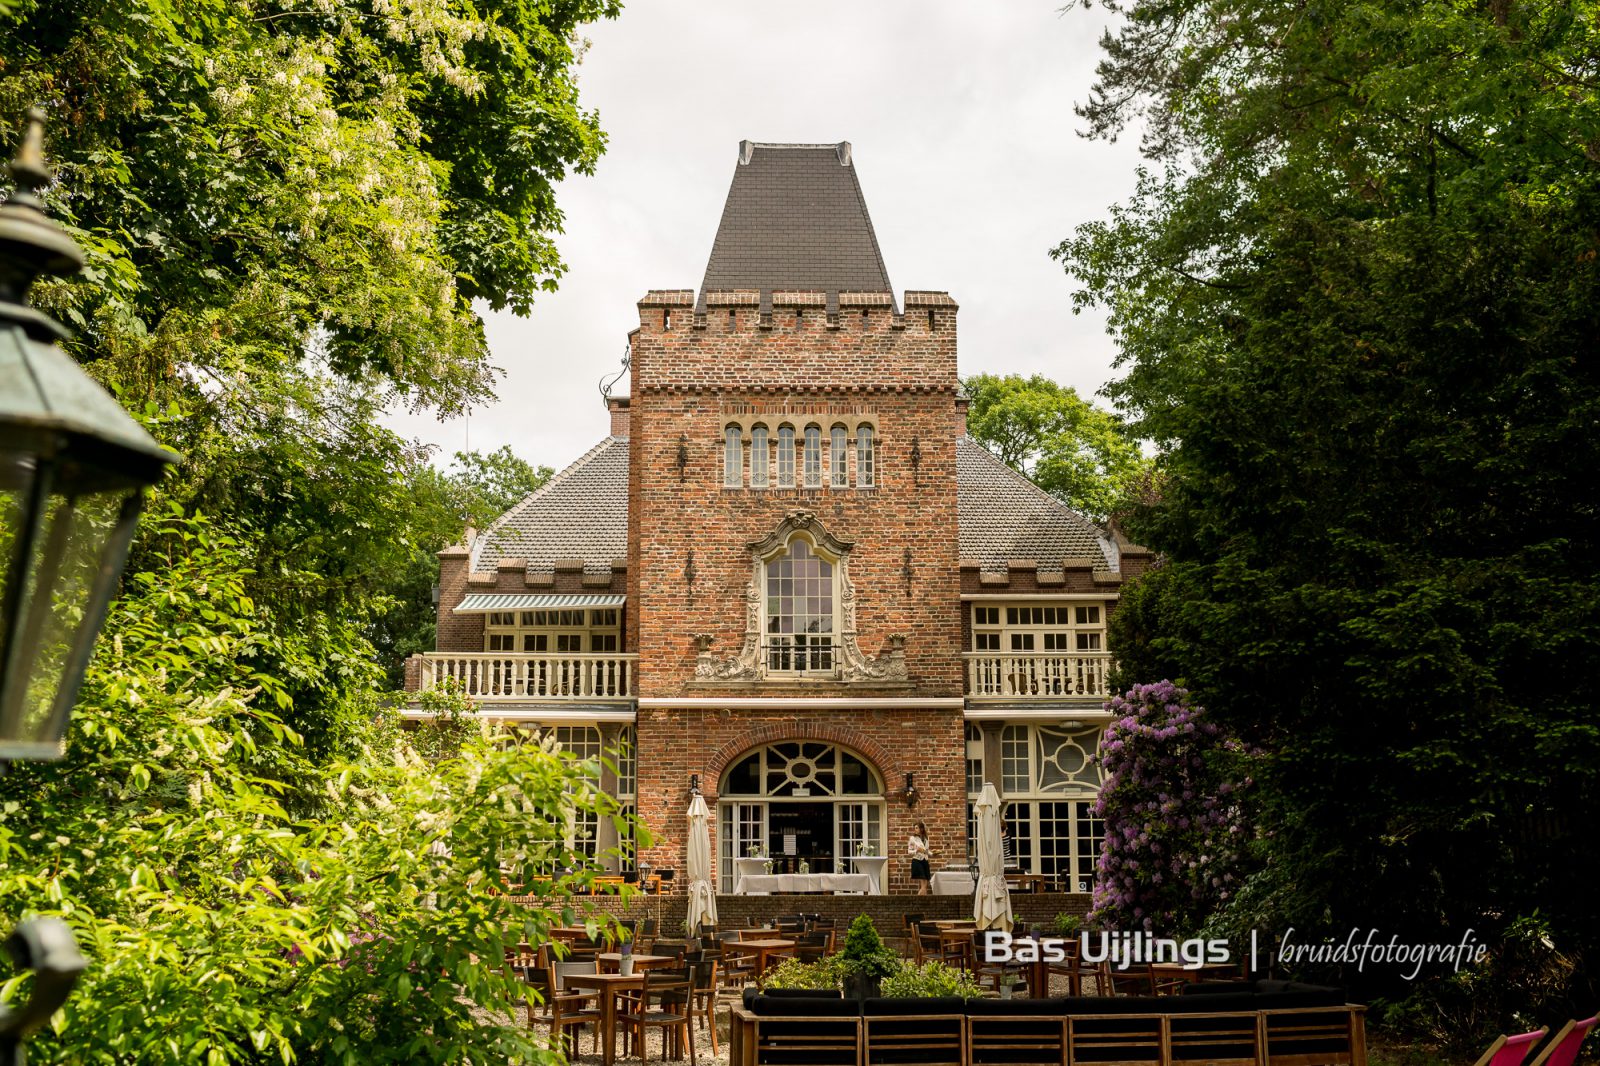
[1529,1013,1599,1066]
[795,930,832,964]
[619,964,697,1064]
[521,948,600,1055]
[684,948,722,1054]
[1108,961,1158,996]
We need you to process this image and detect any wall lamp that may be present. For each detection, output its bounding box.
[689,773,701,796]
[902,772,918,807]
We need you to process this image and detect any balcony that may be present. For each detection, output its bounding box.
[415,652,638,702]
[964,652,1112,700]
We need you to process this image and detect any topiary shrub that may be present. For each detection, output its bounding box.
[761,956,846,991]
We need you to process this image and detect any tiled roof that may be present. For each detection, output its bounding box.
[473,435,1113,576]
[956,437,1112,573]
[700,141,892,298]
[473,436,629,574]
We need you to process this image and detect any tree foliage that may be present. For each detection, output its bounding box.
[0,513,633,1064]
[962,373,1148,521]
[1063,0,1600,1018]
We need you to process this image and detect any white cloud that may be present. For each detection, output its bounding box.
[385,0,1143,470]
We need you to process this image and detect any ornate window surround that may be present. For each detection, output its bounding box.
[694,510,908,685]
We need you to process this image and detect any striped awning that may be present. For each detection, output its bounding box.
[453,593,626,614]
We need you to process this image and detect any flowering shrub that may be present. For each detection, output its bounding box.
[1090,680,1251,933]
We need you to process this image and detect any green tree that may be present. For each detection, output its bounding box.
[1061,0,1600,1024]
[963,373,1148,521]
[0,513,635,1064]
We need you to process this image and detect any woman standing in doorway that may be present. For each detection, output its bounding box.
[908,821,932,896]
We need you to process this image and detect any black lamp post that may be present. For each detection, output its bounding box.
[0,109,175,1064]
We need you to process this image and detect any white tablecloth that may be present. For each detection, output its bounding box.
[733,857,771,893]
[737,873,875,895]
[849,856,888,894]
[931,869,976,895]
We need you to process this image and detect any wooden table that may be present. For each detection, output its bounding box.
[721,938,796,986]
[597,952,679,973]
[561,971,645,1066]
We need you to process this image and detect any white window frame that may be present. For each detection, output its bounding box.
[724,425,743,488]
[830,425,849,487]
[777,425,796,487]
[803,425,823,488]
[484,608,621,654]
[751,424,770,487]
[856,424,875,487]
[760,533,840,675]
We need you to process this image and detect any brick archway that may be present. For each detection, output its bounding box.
[704,722,899,800]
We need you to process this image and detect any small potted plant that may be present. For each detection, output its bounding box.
[618,936,635,976]
[838,914,899,1000]
[997,971,1020,1000]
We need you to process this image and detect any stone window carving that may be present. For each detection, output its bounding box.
[693,510,907,684]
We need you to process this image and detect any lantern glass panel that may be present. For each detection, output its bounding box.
[1,455,128,759]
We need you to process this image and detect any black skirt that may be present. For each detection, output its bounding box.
[910,858,931,880]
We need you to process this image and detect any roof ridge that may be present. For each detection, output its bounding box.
[475,436,627,568]
[957,436,1106,538]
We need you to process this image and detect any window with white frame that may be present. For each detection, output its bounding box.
[830,425,849,487]
[968,602,1110,697]
[803,425,823,488]
[763,536,836,673]
[751,425,770,487]
[724,425,743,488]
[856,425,875,486]
[777,426,796,487]
[484,608,621,653]
[996,723,1105,892]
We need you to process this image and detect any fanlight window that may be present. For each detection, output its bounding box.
[721,741,882,797]
[1001,724,1103,794]
[765,537,834,673]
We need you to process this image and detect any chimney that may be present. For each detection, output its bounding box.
[953,396,970,438]
[608,395,631,438]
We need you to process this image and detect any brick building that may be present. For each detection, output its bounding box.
[406,141,1152,895]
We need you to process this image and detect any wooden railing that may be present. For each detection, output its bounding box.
[964,652,1113,699]
[417,653,638,701]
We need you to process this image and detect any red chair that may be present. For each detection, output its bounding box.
[1528,1013,1599,1066]
[1471,1028,1549,1066]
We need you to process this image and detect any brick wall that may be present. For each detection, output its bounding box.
[625,289,964,698]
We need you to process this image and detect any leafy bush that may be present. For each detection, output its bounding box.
[839,914,900,980]
[0,514,638,1064]
[1051,912,1084,937]
[879,961,984,1000]
[761,956,847,991]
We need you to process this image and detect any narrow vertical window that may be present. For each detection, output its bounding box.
[724,425,742,488]
[856,425,875,486]
[750,425,769,487]
[803,425,822,488]
[777,426,796,487]
[830,426,848,487]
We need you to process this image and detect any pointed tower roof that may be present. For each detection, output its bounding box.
[699,141,892,300]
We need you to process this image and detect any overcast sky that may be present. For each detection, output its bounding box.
[385,1,1144,472]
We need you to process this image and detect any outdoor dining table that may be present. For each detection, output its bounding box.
[596,952,679,973]
[720,938,796,986]
[560,970,646,1066]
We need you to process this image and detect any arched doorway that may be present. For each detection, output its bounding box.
[717,741,885,891]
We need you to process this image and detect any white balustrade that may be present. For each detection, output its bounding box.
[418,653,637,700]
[964,652,1112,699]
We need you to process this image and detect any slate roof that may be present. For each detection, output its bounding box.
[471,434,1113,576]
[700,141,892,298]
[473,436,629,574]
[956,437,1113,573]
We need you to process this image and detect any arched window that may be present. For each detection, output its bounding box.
[750,425,770,487]
[856,425,875,487]
[776,426,796,488]
[723,425,743,487]
[830,426,849,487]
[803,425,823,488]
[721,742,883,797]
[765,537,834,673]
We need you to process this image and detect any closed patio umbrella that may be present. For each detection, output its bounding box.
[686,794,718,932]
[973,782,1013,932]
